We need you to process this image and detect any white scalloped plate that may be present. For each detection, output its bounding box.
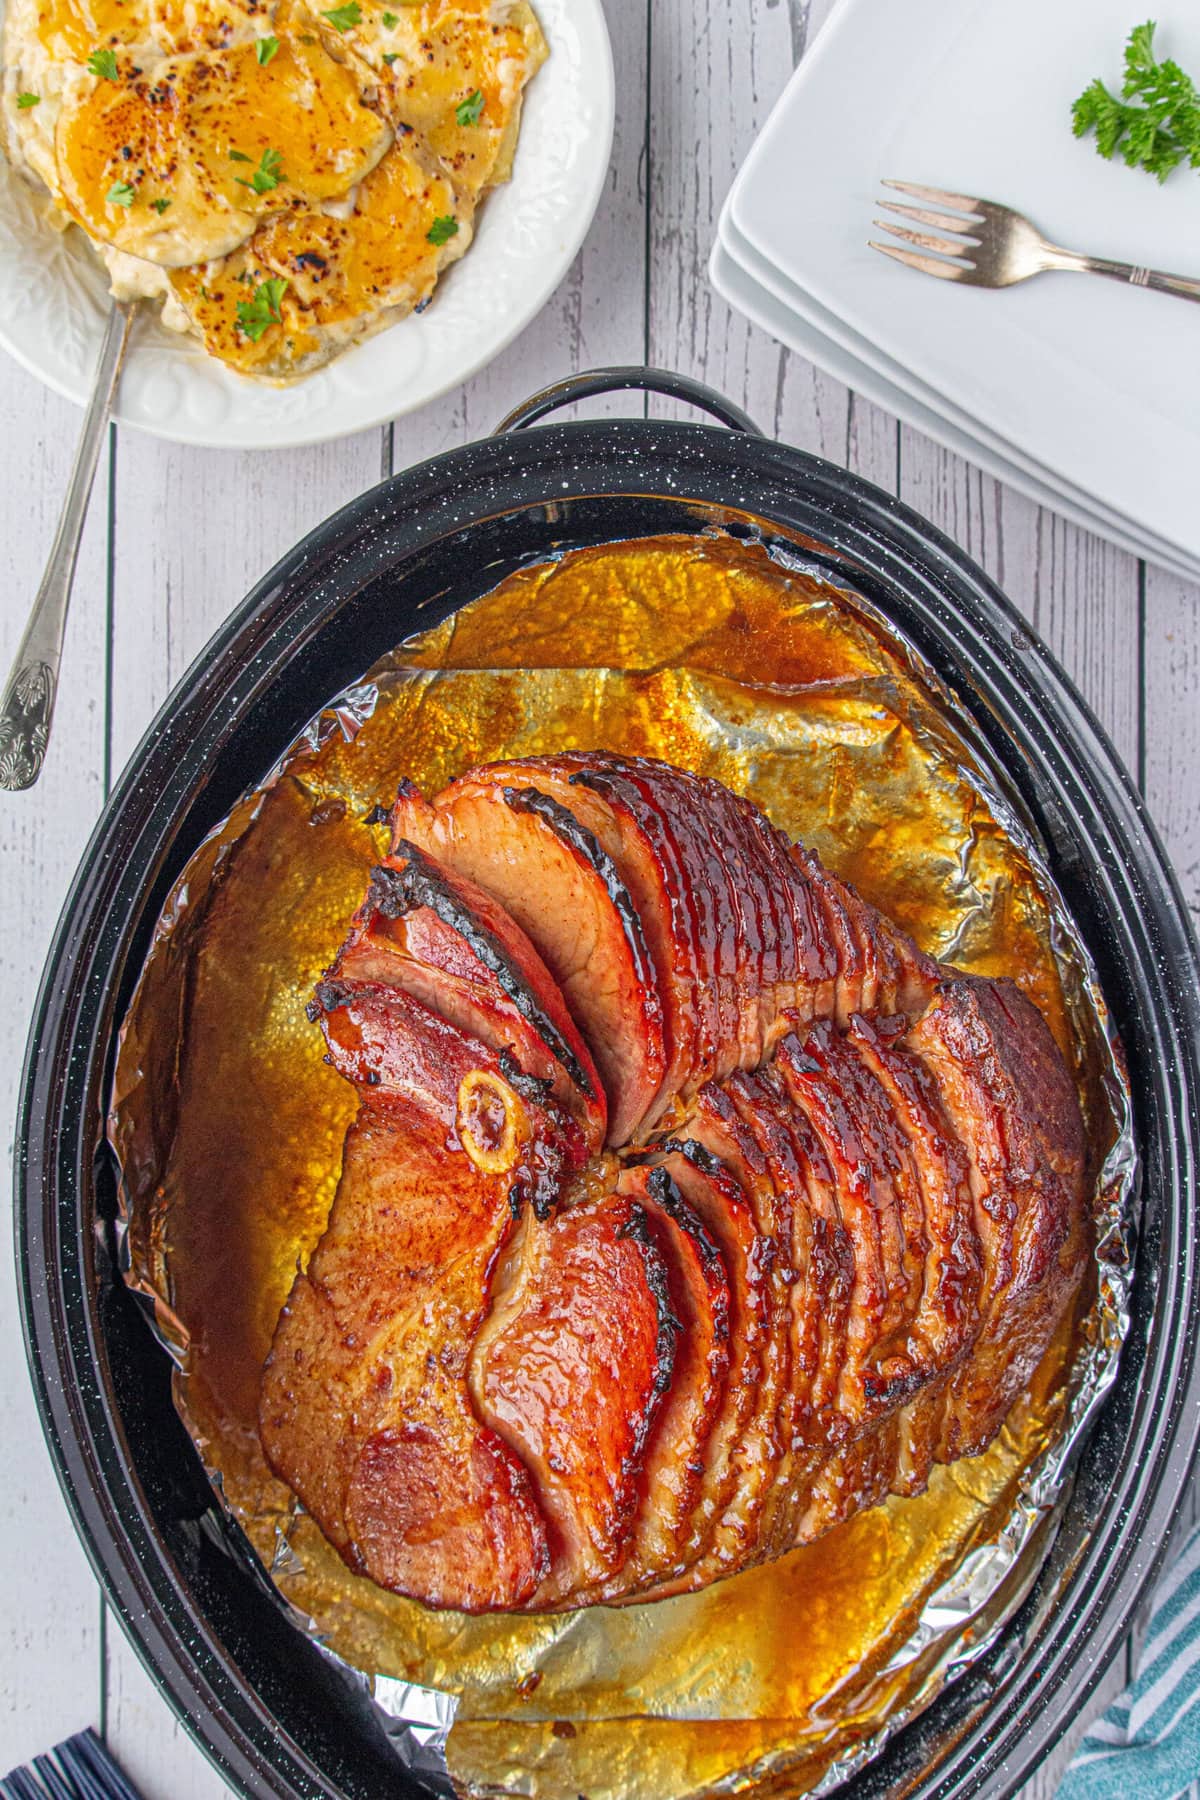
[0,0,614,448]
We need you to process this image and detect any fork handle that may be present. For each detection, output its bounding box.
[1047,246,1200,304]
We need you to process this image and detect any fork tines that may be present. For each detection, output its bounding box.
[869,178,983,280]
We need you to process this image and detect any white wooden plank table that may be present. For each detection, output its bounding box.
[2,0,1197,1794]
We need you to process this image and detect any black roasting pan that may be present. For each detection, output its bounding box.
[15,369,1200,1799]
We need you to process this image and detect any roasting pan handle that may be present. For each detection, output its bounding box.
[493,366,763,436]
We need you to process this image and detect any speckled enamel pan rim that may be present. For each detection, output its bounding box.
[15,394,1200,1800]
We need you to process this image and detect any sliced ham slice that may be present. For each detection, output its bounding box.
[719,1068,832,1557]
[392,773,665,1146]
[902,976,1088,1463]
[471,1190,678,1604]
[787,846,937,1025]
[330,842,605,1152]
[314,981,585,1217]
[258,1061,553,1611]
[848,1013,983,1379]
[773,1026,897,1427]
[425,756,705,1141]
[625,1126,786,1602]
[569,1164,733,1601]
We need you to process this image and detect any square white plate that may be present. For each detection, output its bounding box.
[717,208,1200,582]
[729,0,1200,563]
[709,235,1200,584]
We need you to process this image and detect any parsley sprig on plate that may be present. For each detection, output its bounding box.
[426,214,458,245]
[87,47,119,79]
[323,2,361,30]
[233,146,286,194]
[1073,20,1200,182]
[16,91,40,108]
[455,88,484,126]
[236,277,288,342]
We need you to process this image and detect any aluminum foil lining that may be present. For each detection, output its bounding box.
[107,529,1135,1800]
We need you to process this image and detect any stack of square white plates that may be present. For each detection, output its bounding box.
[711,0,1200,583]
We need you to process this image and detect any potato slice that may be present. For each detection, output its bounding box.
[183,32,391,210]
[334,0,547,203]
[33,0,156,63]
[34,0,271,58]
[53,58,234,264]
[150,0,276,54]
[54,31,391,266]
[168,132,469,375]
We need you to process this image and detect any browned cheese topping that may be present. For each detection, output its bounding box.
[3,0,547,376]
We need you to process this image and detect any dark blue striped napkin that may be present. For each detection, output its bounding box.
[1059,1522,1200,1798]
[1,1728,145,1800]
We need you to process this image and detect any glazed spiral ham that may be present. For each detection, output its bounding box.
[259,754,1088,1613]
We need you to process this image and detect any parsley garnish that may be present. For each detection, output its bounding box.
[106,179,135,206]
[381,8,398,22]
[228,148,251,162]
[255,34,279,64]
[149,196,171,213]
[322,1,360,29]
[236,276,288,341]
[455,87,484,126]
[87,47,119,79]
[16,91,40,108]
[1073,21,1200,182]
[234,145,285,193]
[426,214,458,245]
[382,51,398,63]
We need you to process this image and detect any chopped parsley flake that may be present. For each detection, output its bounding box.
[228,148,251,162]
[455,87,484,126]
[236,276,288,341]
[234,145,285,194]
[322,2,360,29]
[149,196,171,213]
[87,47,119,79]
[381,8,398,22]
[426,214,458,245]
[255,35,280,64]
[382,51,398,63]
[106,179,136,206]
[16,91,40,108]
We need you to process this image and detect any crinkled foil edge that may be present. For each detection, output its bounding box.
[107,547,1136,1800]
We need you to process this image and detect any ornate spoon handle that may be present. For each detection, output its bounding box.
[0,300,135,792]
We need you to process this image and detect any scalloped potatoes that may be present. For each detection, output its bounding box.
[1,0,546,378]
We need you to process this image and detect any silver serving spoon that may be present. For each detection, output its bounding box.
[0,299,136,792]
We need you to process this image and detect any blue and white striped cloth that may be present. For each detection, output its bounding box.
[1058,1522,1200,1799]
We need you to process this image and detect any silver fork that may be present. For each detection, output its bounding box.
[870,179,1200,303]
